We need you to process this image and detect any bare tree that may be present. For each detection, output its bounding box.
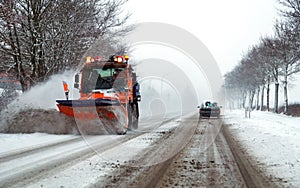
[246,44,270,111]
[224,69,246,109]
[261,36,283,113]
[224,56,259,111]
[225,38,281,112]
[274,21,300,113]
[279,0,300,22]
[0,0,131,92]
[224,0,300,114]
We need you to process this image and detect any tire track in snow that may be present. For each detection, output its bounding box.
[0,116,181,187]
[0,137,81,163]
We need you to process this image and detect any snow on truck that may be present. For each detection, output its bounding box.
[56,55,141,135]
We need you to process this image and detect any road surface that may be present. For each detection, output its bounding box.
[0,114,274,187]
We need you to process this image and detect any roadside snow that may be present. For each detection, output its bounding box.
[22,120,183,187]
[224,110,300,187]
[0,133,77,156]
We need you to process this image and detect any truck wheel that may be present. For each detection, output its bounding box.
[117,129,127,135]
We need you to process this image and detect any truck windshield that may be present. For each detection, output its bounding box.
[81,67,126,93]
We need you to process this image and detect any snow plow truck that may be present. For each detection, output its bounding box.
[56,55,141,135]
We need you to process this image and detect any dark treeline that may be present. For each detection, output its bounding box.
[224,0,300,114]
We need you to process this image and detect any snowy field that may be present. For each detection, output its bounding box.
[224,110,300,187]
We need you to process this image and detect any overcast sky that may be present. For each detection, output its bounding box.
[125,0,279,75]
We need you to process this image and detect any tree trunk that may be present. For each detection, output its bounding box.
[267,79,270,111]
[242,92,247,109]
[250,90,255,110]
[274,82,279,113]
[256,87,260,110]
[260,86,264,111]
[283,74,288,114]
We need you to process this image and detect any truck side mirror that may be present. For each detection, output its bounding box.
[75,74,79,82]
[74,74,79,89]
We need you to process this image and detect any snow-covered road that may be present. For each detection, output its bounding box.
[0,134,123,187]
[0,115,196,187]
[1,110,298,187]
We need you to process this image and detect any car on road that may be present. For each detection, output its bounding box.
[198,101,221,118]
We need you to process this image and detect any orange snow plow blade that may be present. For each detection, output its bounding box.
[56,99,128,134]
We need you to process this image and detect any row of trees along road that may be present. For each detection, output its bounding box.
[0,0,131,92]
[224,0,300,114]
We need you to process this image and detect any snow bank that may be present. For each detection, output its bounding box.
[0,71,78,133]
[224,110,300,187]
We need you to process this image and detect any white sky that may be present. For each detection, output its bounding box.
[125,0,278,75]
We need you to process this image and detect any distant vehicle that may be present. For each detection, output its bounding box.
[198,101,221,118]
